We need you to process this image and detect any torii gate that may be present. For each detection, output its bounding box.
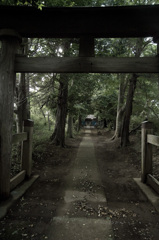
[1,4,159,199]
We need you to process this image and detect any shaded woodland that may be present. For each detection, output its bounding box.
[14,34,159,148]
[0,0,159,147]
[1,0,159,196]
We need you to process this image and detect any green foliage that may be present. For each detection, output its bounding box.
[92,93,117,121]
[100,0,159,5]
[0,0,44,8]
[90,74,118,123]
[95,38,156,57]
[28,35,159,135]
[32,118,52,161]
[67,74,97,120]
[44,0,75,7]
[2,0,158,138]
[1,0,159,7]
[0,0,15,4]
[132,74,159,133]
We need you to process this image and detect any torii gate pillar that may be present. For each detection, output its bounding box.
[0,29,21,200]
[79,36,95,57]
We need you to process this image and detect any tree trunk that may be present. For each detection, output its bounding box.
[103,118,107,128]
[38,102,47,125]
[77,115,82,132]
[17,73,30,132]
[67,113,73,138]
[48,111,51,131]
[51,75,68,147]
[120,38,144,147]
[50,40,70,147]
[112,74,127,139]
[15,39,30,165]
[114,105,125,138]
[16,39,30,133]
[121,74,138,147]
[26,73,30,118]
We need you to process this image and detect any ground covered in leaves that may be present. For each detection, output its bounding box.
[0,129,159,240]
[94,130,159,240]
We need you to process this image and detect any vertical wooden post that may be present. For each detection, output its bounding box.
[79,36,95,57]
[0,29,21,200]
[141,121,153,183]
[22,119,34,178]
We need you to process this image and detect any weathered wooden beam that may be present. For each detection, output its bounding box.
[147,174,159,195]
[1,5,159,38]
[147,134,159,147]
[10,170,26,191]
[0,29,21,200]
[15,56,159,73]
[12,132,28,144]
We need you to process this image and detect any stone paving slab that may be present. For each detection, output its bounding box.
[48,216,113,240]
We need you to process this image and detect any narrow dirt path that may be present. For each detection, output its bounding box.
[47,128,113,239]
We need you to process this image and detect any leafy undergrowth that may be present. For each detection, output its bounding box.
[10,126,53,178]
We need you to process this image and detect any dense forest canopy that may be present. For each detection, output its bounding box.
[0,0,159,147]
[0,0,159,7]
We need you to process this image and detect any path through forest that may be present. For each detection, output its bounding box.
[47,128,113,239]
[0,128,159,240]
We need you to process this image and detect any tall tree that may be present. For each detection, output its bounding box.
[50,40,70,146]
[112,74,128,139]
[121,38,151,146]
[16,38,30,133]
[121,73,138,146]
[50,74,68,146]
